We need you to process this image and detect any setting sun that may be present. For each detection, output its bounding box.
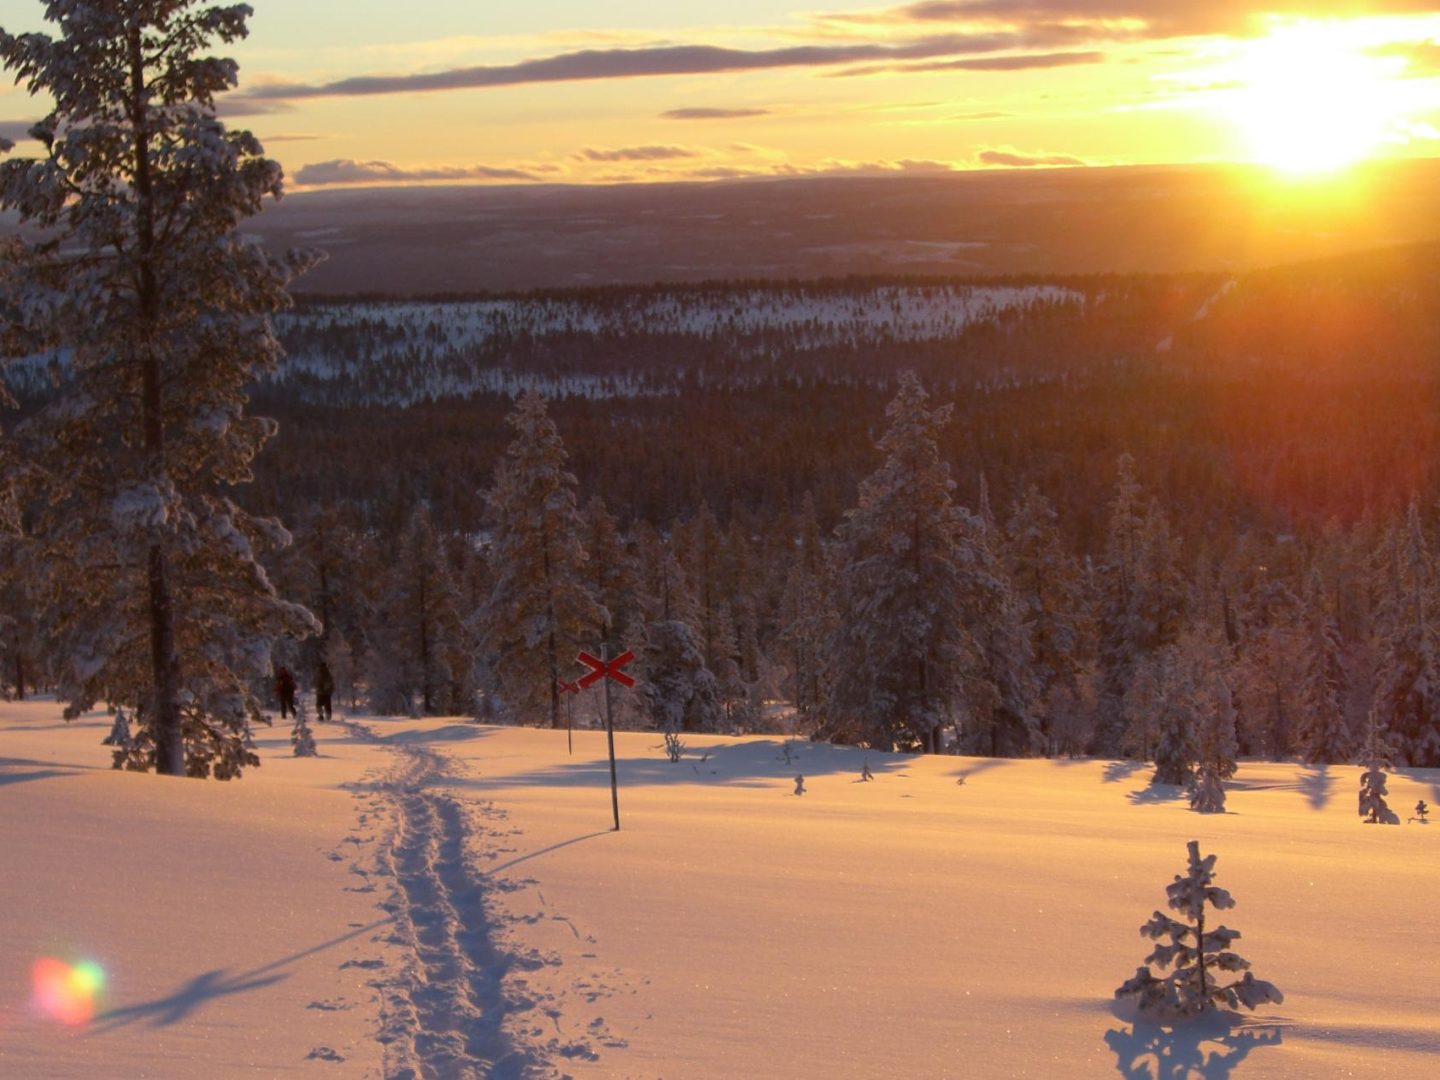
[1227,24,1406,175]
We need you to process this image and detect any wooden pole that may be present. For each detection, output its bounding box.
[603,643,620,831]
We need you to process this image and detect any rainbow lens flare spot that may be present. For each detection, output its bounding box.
[31,958,105,1025]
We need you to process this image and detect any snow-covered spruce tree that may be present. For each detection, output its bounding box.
[1093,456,1185,757]
[0,2,318,777]
[1150,647,1197,787]
[640,619,723,736]
[1116,841,1283,1017]
[582,494,639,651]
[1369,504,1440,766]
[1004,485,1089,755]
[1295,570,1353,765]
[820,372,993,753]
[1358,705,1400,825]
[372,505,466,715]
[779,517,836,722]
[480,392,605,728]
[1234,574,1304,760]
[1121,651,1165,762]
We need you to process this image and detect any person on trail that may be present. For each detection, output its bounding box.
[1416,799,1430,823]
[276,665,297,719]
[315,661,334,723]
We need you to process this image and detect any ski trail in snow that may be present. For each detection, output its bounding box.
[341,720,613,1079]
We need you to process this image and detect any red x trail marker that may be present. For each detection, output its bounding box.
[577,650,635,689]
[556,679,581,695]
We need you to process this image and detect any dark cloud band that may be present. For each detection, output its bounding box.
[294,159,542,185]
[236,31,1077,103]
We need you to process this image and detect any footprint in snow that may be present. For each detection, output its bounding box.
[305,1047,345,1062]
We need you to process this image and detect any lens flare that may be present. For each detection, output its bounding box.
[31,958,105,1026]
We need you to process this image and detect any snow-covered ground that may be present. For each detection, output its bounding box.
[4,701,1438,1078]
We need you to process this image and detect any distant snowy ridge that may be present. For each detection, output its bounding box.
[272,283,1084,407]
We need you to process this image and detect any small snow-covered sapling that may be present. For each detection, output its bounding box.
[794,773,805,796]
[1413,800,1429,824]
[1115,840,1283,1017]
[1189,762,1226,814]
[664,730,685,762]
[102,706,132,750]
[292,701,318,758]
[861,758,873,782]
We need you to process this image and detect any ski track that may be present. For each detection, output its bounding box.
[338,720,609,1080]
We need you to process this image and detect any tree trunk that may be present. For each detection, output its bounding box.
[132,26,183,776]
[149,544,184,775]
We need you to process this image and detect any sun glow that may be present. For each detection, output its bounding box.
[1226,24,1406,175]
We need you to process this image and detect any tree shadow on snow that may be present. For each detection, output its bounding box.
[948,757,1012,785]
[1104,760,1148,784]
[89,916,393,1033]
[1127,781,1185,805]
[455,737,915,791]
[1300,765,1335,810]
[1393,767,1440,808]
[485,830,612,875]
[377,723,502,746]
[0,756,107,785]
[1105,1009,1284,1079]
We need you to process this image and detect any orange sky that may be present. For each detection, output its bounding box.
[1,1,1439,187]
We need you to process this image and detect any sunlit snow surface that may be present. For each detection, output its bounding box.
[2,702,1437,1078]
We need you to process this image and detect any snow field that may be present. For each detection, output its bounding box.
[4,703,1440,1078]
[0,700,403,1077]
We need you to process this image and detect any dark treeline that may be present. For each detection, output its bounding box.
[9,245,1440,770]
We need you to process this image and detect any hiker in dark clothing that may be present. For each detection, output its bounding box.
[315,661,334,722]
[276,665,297,719]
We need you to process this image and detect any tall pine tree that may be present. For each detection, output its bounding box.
[0,2,317,777]
[821,373,991,753]
[480,392,604,728]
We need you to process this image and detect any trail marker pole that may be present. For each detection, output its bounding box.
[558,679,580,755]
[578,646,635,832]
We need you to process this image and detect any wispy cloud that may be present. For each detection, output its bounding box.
[833,48,1106,76]
[1371,38,1440,75]
[233,31,1085,103]
[0,119,37,143]
[828,2,1440,38]
[294,159,545,186]
[977,147,1087,166]
[217,98,295,118]
[578,145,699,162]
[661,107,772,120]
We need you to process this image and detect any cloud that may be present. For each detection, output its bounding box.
[217,97,295,118]
[0,120,38,143]
[293,159,542,186]
[951,110,1013,119]
[661,107,772,120]
[685,157,963,181]
[579,145,699,162]
[1371,39,1440,75]
[834,48,1106,75]
[233,31,1087,103]
[261,133,325,143]
[833,2,1440,39]
[977,147,1087,166]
